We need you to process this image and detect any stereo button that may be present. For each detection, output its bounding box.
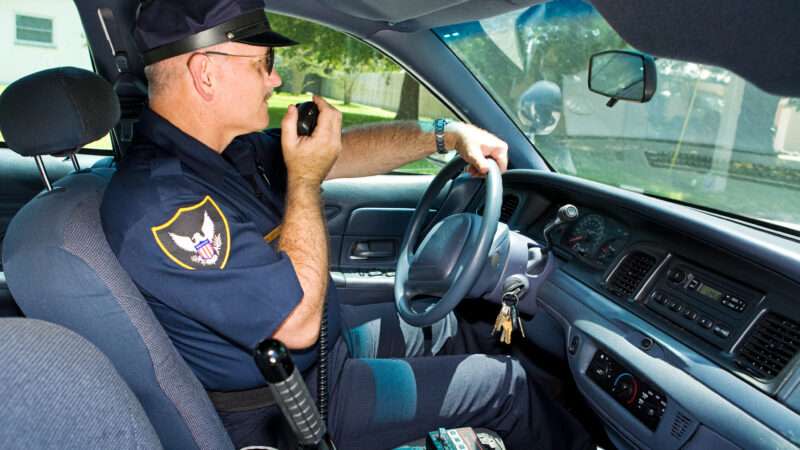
[669,270,686,284]
[698,318,714,329]
[713,325,731,339]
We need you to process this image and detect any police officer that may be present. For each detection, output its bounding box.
[101,1,591,449]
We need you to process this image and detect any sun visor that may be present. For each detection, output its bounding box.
[319,0,542,29]
[592,0,800,98]
[320,0,468,22]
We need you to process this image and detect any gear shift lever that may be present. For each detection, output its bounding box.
[526,204,579,275]
[542,204,579,253]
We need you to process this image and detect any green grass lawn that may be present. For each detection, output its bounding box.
[268,92,439,174]
[268,92,397,128]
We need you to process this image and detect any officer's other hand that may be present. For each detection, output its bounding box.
[281,95,342,185]
[448,122,509,177]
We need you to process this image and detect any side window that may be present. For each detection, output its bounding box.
[1,3,111,152]
[269,13,458,175]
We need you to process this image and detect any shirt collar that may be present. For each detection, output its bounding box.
[134,107,244,185]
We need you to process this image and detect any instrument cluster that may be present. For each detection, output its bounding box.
[555,209,630,269]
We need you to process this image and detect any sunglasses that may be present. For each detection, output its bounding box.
[197,47,275,75]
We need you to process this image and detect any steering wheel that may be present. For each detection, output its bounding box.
[394,157,502,327]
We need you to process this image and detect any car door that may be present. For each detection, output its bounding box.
[323,175,433,306]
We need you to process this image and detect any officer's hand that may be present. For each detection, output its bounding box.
[448,122,509,177]
[281,95,342,185]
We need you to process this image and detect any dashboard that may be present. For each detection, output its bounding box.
[481,170,800,450]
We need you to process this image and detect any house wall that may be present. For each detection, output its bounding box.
[0,0,92,85]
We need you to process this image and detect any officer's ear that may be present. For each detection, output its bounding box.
[186,53,215,102]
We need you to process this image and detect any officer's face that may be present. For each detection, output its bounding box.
[217,43,282,133]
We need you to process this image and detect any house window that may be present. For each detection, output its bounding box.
[16,15,54,45]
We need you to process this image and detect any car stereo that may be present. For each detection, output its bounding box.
[645,257,763,350]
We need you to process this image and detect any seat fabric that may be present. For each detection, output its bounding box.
[2,171,234,450]
[0,317,162,449]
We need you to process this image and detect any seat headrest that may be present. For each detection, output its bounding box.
[0,67,120,157]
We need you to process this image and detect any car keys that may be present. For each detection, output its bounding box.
[492,302,514,344]
[493,275,530,344]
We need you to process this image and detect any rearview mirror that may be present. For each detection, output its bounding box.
[589,50,657,107]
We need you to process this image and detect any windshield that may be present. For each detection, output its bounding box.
[434,0,800,230]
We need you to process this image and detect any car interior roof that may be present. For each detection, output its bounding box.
[77,0,800,102]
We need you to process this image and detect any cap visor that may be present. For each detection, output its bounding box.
[236,30,297,47]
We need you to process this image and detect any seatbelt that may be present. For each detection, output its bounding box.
[207,386,275,413]
[97,7,147,160]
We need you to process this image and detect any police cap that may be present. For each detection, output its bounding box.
[135,0,297,65]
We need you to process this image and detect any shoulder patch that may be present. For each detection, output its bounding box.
[151,196,231,270]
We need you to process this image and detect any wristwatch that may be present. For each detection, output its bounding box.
[434,118,449,154]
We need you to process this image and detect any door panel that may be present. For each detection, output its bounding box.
[340,208,438,270]
[323,174,434,306]
[323,174,435,269]
[322,173,484,307]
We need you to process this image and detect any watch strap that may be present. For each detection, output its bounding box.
[434,118,448,154]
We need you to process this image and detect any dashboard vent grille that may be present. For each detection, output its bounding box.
[500,195,519,222]
[670,412,693,440]
[606,251,657,298]
[735,312,800,380]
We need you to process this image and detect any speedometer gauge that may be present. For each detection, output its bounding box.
[566,214,606,257]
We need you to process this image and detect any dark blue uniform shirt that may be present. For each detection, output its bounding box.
[101,107,340,391]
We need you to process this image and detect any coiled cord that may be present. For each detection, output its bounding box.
[317,300,329,425]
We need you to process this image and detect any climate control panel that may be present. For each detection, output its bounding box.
[587,350,667,430]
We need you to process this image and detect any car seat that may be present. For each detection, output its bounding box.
[0,317,162,449]
[0,67,235,450]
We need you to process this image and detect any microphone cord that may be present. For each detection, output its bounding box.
[317,300,329,425]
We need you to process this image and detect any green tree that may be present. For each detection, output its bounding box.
[516,7,625,94]
[269,13,398,103]
[444,3,625,134]
[394,73,420,120]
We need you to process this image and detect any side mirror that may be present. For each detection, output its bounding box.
[588,50,657,107]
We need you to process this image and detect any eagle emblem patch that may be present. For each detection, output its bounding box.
[151,196,231,270]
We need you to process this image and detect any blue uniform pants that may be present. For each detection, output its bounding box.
[220,303,592,450]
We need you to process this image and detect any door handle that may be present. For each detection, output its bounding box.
[350,240,395,260]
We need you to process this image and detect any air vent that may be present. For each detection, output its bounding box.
[735,312,800,380]
[670,412,694,440]
[500,195,519,223]
[481,195,520,222]
[606,251,658,298]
